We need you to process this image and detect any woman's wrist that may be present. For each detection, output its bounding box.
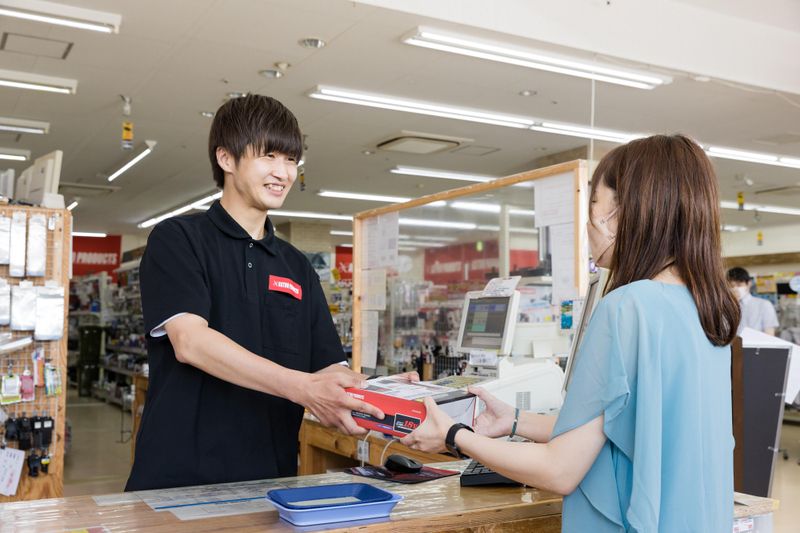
[509,407,521,439]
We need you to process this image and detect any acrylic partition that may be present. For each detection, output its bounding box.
[352,160,589,375]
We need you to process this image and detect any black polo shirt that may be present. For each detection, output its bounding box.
[125,200,344,491]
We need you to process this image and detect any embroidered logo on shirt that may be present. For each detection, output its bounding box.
[268,275,302,300]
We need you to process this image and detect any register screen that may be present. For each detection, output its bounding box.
[460,297,510,350]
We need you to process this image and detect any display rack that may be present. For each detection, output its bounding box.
[0,205,71,502]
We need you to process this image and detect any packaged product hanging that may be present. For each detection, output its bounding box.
[0,279,9,326]
[11,281,36,331]
[26,214,47,277]
[9,211,27,277]
[0,215,10,265]
[34,283,64,341]
[44,363,62,396]
[1,363,21,405]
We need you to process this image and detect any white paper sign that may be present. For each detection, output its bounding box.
[482,276,521,297]
[363,212,399,269]
[550,223,577,304]
[0,447,25,496]
[360,311,380,369]
[362,268,387,311]
[534,172,574,228]
[468,350,499,367]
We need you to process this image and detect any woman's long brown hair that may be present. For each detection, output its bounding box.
[592,134,740,346]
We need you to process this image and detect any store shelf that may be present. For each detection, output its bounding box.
[106,345,147,356]
[101,363,138,378]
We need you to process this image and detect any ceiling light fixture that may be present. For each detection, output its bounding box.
[299,37,325,49]
[0,147,30,161]
[199,111,215,118]
[530,121,644,143]
[308,86,534,129]
[330,230,353,236]
[138,191,222,228]
[268,210,353,221]
[400,240,446,248]
[403,28,671,90]
[259,69,283,79]
[399,217,476,230]
[400,235,457,242]
[227,91,247,99]
[721,224,748,232]
[0,116,49,135]
[706,147,800,169]
[72,231,107,238]
[476,224,539,234]
[0,68,77,94]
[0,0,121,33]
[66,200,78,211]
[398,246,418,252]
[107,140,156,182]
[390,165,539,189]
[720,200,800,216]
[319,190,411,203]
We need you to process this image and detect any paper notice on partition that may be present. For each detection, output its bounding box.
[361,310,379,369]
[534,172,574,228]
[362,268,387,310]
[550,223,577,305]
[362,212,399,269]
[0,447,25,496]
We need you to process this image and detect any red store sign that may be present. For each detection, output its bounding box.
[72,235,122,278]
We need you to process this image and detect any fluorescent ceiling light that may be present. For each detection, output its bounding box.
[390,165,533,189]
[401,240,446,248]
[0,147,30,161]
[339,243,353,248]
[0,116,49,135]
[450,202,534,216]
[66,200,78,211]
[399,217,476,230]
[706,146,800,169]
[476,224,539,234]
[721,224,748,232]
[330,230,353,236]
[530,121,644,143]
[398,246,418,252]
[138,191,222,229]
[107,140,156,182]
[319,190,411,203]
[73,231,107,238]
[720,200,800,217]
[0,0,121,33]
[403,28,671,90]
[269,210,353,221]
[308,86,534,129]
[0,68,77,94]
[509,208,535,216]
[400,235,457,242]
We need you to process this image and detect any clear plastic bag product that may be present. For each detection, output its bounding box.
[11,281,36,331]
[9,212,26,277]
[26,214,46,277]
[34,283,64,341]
[0,215,10,265]
[0,279,9,326]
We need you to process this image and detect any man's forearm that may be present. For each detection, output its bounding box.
[515,412,557,443]
[171,324,306,403]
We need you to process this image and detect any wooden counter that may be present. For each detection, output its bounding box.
[0,462,563,532]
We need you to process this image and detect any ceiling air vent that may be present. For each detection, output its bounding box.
[0,33,73,60]
[376,131,473,155]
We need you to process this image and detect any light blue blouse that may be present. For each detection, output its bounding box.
[552,280,733,532]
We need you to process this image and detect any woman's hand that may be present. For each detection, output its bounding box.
[399,397,454,454]
[469,386,516,438]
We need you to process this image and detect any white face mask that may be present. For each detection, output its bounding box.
[733,286,749,300]
[588,207,618,264]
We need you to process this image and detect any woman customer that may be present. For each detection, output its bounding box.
[402,134,740,532]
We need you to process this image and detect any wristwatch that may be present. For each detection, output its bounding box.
[445,423,474,459]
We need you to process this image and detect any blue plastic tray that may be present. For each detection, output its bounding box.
[266,483,402,526]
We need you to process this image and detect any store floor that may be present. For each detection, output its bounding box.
[63,391,800,530]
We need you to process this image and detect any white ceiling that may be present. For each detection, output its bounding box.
[1,0,799,238]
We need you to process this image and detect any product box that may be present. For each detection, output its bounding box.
[345,376,476,438]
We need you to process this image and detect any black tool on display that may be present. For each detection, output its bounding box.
[27,450,41,477]
[41,415,54,448]
[4,418,18,440]
[40,451,50,474]
[17,416,33,451]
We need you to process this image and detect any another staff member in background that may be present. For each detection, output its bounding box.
[126,95,395,491]
[727,267,779,336]
[403,134,740,532]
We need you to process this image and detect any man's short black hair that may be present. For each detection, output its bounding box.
[727,267,751,284]
[208,94,303,188]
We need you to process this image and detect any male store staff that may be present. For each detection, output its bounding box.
[126,95,388,491]
[727,267,779,336]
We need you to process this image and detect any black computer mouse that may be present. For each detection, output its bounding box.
[384,454,423,473]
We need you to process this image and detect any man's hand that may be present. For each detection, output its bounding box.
[399,397,454,454]
[294,368,384,436]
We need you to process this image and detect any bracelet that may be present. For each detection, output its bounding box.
[509,407,520,439]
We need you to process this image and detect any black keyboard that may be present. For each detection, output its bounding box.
[460,460,522,487]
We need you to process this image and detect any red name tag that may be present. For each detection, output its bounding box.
[268,275,302,300]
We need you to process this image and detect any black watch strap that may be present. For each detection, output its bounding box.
[445,423,474,459]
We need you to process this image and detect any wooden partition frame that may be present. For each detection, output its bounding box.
[351,160,590,372]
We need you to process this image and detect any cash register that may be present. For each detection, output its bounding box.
[458,274,604,486]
